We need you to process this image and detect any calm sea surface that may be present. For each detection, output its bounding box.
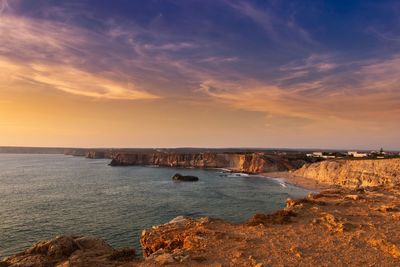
[0,154,310,257]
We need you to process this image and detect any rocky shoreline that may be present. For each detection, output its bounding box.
[3,184,400,266]
[3,158,400,266]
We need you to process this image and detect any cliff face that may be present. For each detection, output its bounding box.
[294,158,400,188]
[85,151,115,159]
[109,152,309,173]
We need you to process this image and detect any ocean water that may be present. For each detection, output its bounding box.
[0,154,310,257]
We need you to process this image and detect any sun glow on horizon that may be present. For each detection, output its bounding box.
[1,0,399,149]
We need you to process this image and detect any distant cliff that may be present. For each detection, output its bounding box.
[293,158,400,188]
[109,152,313,173]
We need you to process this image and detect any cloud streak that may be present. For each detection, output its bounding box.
[199,54,400,129]
[0,12,160,100]
[0,57,159,100]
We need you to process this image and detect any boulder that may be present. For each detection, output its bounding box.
[1,235,136,267]
[172,173,199,182]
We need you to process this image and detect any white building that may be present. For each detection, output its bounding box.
[348,151,368,158]
[306,152,335,159]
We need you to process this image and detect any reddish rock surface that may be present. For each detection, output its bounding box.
[1,236,137,267]
[293,158,400,188]
[139,186,400,266]
[109,152,311,173]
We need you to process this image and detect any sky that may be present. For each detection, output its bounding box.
[0,0,399,150]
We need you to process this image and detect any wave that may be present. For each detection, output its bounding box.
[269,177,288,187]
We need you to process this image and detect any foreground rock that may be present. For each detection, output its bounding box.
[1,236,137,267]
[141,185,400,266]
[172,173,199,182]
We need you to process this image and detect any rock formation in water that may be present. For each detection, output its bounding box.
[172,173,199,182]
[109,152,313,173]
[293,158,400,188]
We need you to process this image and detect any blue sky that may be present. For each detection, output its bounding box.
[1,0,399,149]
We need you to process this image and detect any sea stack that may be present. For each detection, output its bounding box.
[172,173,199,182]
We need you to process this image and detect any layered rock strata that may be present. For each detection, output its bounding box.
[109,152,311,173]
[293,158,400,188]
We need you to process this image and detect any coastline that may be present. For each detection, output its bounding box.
[5,184,400,266]
[3,156,400,266]
[261,171,333,191]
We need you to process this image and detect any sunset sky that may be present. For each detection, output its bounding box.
[1,0,399,149]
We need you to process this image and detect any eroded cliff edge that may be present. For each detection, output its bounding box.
[291,158,400,188]
[109,152,314,173]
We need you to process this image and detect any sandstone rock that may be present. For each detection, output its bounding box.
[2,236,135,267]
[290,246,302,258]
[247,210,297,226]
[107,248,136,261]
[109,152,312,173]
[376,205,400,212]
[294,159,400,188]
[286,198,325,208]
[318,213,351,233]
[74,236,113,251]
[344,194,361,201]
[26,235,78,258]
[155,253,174,265]
[368,239,400,258]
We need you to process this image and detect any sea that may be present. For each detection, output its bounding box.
[0,154,310,257]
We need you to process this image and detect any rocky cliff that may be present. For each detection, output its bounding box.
[109,152,311,173]
[293,158,400,188]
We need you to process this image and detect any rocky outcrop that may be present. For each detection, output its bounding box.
[109,152,312,173]
[172,173,199,182]
[1,235,136,267]
[85,151,108,159]
[293,158,400,188]
[139,185,400,266]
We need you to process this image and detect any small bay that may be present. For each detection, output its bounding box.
[0,154,309,257]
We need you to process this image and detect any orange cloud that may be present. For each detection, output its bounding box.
[0,57,159,100]
[0,13,159,100]
[200,54,400,128]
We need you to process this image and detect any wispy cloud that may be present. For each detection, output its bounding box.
[0,0,10,14]
[0,57,159,100]
[0,12,160,100]
[225,0,317,46]
[199,56,239,64]
[366,26,400,42]
[199,54,400,129]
